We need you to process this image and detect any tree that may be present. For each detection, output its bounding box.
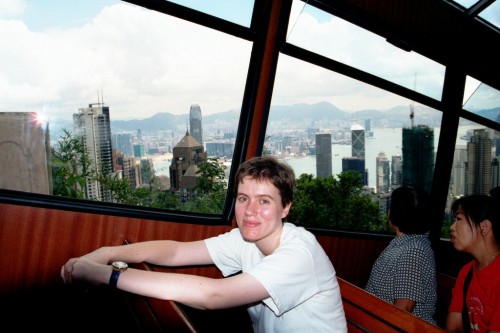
[180,158,228,214]
[288,171,386,232]
[96,172,139,205]
[51,129,93,198]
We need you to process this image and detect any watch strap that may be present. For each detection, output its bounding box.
[109,269,121,288]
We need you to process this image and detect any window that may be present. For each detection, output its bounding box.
[262,2,444,233]
[0,0,251,219]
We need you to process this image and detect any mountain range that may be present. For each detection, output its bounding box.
[50,101,499,138]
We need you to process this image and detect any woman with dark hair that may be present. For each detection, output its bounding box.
[446,195,500,333]
[365,186,437,324]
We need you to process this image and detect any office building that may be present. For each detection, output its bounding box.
[316,133,332,177]
[342,157,368,185]
[402,124,434,193]
[0,112,50,194]
[376,152,390,193]
[351,121,365,159]
[189,104,203,146]
[391,155,402,190]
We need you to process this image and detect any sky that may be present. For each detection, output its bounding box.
[0,0,496,122]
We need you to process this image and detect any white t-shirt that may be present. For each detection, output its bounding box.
[204,222,347,333]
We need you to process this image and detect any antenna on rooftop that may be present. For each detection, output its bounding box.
[410,73,416,128]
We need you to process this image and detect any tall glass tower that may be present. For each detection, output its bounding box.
[351,121,365,159]
[402,124,435,193]
[189,104,203,146]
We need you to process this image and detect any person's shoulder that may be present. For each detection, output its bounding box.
[458,260,475,277]
[283,222,314,238]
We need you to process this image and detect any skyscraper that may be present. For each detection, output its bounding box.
[376,152,390,193]
[342,157,368,185]
[351,121,365,159]
[391,154,402,190]
[112,133,134,157]
[402,124,434,193]
[451,145,467,196]
[465,129,492,195]
[316,133,332,178]
[347,121,367,185]
[492,157,499,190]
[190,104,203,146]
[73,103,113,201]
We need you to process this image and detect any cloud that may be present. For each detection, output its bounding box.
[3,1,492,125]
[0,0,26,18]
[0,3,251,121]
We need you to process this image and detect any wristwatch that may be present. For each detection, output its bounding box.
[109,261,128,288]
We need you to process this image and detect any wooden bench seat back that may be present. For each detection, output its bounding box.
[337,277,445,333]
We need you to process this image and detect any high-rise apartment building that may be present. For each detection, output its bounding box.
[376,152,390,193]
[112,133,134,157]
[73,103,113,201]
[402,125,434,193]
[450,145,467,196]
[391,154,402,190]
[492,157,500,190]
[465,129,492,195]
[316,133,332,178]
[190,104,203,146]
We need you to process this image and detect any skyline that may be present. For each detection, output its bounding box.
[0,0,493,123]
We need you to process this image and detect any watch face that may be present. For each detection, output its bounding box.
[112,261,128,270]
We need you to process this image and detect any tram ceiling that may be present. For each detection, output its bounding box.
[305,0,500,92]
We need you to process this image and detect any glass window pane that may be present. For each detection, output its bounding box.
[0,0,251,214]
[463,76,500,124]
[168,0,254,27]
[287,1,446,101]
[478,0,500,29]
[269,55,442,232]
[451,0,478,9]
[443,118,499,238]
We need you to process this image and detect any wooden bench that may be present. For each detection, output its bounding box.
[435,272,456,327]
[338,277,446,333]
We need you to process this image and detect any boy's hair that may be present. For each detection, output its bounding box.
[234,156,295,208]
